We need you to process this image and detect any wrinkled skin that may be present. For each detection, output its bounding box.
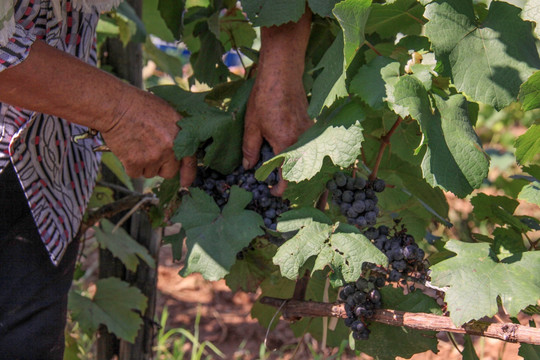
[243,9,313,196]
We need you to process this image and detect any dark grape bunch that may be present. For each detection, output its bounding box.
[339,275,385,340]
[191,143,289,230]
[326,172,385,228]
[363,224,427,282]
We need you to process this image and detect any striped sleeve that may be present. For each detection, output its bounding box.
[0,2,36,72]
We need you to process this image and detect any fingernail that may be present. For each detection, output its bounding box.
[242,158,250,169]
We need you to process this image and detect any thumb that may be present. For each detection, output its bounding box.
[242,125,263,170]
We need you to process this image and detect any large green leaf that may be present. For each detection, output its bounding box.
[430,240,540,326]
[257,101,365,183]
[365,0,424,39]
[172,187,264,280]
[68,278,147,343]
[333,0,371,67]
[392,75,489,198]
[424,0,540,110]
[273,219,387,282]
[240,0,306,27]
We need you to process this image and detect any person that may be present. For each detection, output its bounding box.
[0,0,312,358]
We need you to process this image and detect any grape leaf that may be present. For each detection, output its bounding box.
[393,75,489,198]
[273,219,388,282]
[333,0,371,67]
[515,124,540,164]
[308,0,341,17]
[429,240,540,326]
[308,32,348,118]
[365,0,425,39]
[225,238,278,292]
[424,0,540,110]
[354,288,440,360]
[94,219,156,272]
[172,187,264,281]
[350,56,395,110]
[240,0,306,27]
[257,101,365,183]
[68,277,147,343]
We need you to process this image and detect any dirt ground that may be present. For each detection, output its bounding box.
[155,245,525,360]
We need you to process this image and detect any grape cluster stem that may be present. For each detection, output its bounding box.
[259,297,540,345]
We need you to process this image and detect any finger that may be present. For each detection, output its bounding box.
[143,166,160,178]
[242,122,263,169]
[180,155,197,188]
[158,159,181,179]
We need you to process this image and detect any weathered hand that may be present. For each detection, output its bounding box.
[100,89,196,185]
[243,70,312,195]
[242,9,313,196]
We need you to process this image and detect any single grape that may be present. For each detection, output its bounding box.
[342,190,354,203]
[372,178,386,192]
[352,200,366,213]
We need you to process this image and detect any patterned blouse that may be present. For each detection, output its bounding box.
[0,0,119,265]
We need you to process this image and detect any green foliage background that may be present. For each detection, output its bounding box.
[69,0,540,358]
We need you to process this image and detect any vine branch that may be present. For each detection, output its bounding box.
[260,297,540,346]
[81,193,157,233]
[369,116,403,181]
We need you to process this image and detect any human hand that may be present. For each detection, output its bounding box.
[242,72,312,196]
[100,89,196,185]
[242,9,313,196]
